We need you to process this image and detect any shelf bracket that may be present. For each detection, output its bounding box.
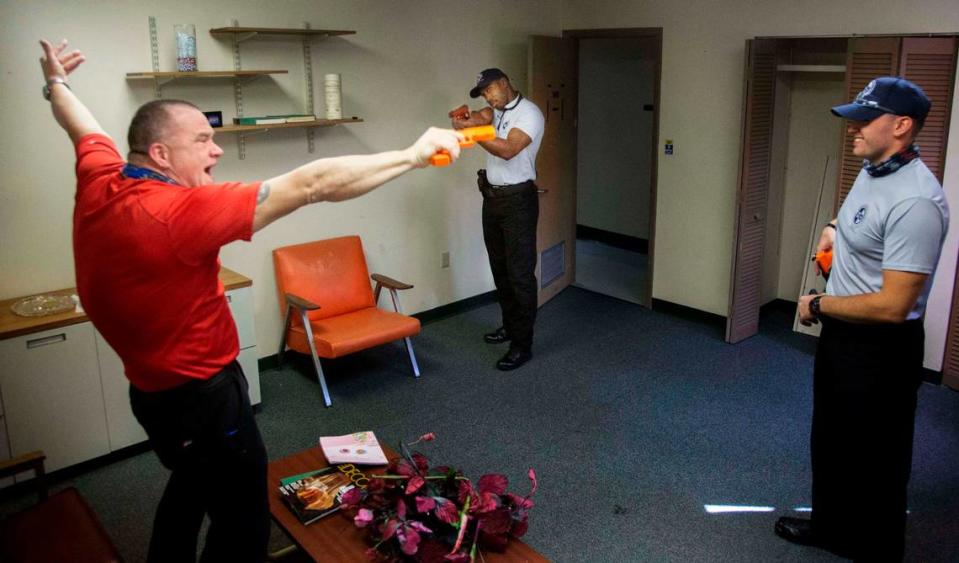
[234,31,259,43]
[149,16,161,98]
[303,21,316,154]
[231,18,247,160]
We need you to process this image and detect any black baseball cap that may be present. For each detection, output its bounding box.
[831,76,931,122]
[470,68,508,98]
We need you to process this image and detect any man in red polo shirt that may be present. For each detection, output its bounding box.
[39,38,461,562]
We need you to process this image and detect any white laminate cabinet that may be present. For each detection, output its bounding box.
[0,268,260,480]
[0,323,111,473]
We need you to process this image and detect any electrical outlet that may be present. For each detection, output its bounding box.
[441,252,450,268]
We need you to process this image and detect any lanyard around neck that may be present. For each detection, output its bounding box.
[121,163,178,185]
[497,94,523,132]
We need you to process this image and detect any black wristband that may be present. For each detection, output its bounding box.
[825,223,836,231]
[810,295,823,317]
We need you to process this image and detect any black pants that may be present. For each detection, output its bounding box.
[130,361,269,563]
[481,177,539,351]
[811,318,924,561]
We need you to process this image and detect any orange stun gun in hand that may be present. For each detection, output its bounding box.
[429,125,495,167]
[815,249,833,279]
[448,104,470,120]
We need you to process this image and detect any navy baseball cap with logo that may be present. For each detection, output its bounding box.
[470,68,508,98]
[831,76,931,122]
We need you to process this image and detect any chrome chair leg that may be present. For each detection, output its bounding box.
[299,310,332,407]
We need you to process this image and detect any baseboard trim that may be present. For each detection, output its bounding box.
[922,367,942,385]
[413,290,498,325]
[577,224,648,254]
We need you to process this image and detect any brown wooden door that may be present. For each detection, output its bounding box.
[835,37,901,209]
[905,36,959,389]
[899,37,957,183]
[528,36,579,306]
[725,39,778,343]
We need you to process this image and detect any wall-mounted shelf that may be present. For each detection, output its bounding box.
[131,17,360,159]
[210,27,356,43]
[218,117,363,133]
[126,69,287,87]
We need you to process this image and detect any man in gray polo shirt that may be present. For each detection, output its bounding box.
[775,77,948,560]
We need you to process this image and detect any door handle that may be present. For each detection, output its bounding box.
[537,188,548,194]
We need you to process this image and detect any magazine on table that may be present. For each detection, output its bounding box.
[319,431,389,465]
[279,464,369,526]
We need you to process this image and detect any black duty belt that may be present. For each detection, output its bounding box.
[477,169,535,199]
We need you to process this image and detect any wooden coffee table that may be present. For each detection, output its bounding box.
[268,445,549,562]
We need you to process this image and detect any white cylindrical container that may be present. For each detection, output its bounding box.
[324,73,342,120]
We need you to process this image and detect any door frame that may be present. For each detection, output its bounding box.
[562,27,663,308]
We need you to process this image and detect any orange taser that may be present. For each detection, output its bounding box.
[815,249,833,278]
[430,125,496,167]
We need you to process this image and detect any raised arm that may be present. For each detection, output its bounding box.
[252,127,462,232]
[451,107,530,161]
[39,39,105,144]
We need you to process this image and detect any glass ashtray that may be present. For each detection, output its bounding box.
[10,294,77,317]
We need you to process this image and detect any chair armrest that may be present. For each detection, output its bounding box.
[285,293,320,311]
[371,273,413,290]
[0,451,45,480]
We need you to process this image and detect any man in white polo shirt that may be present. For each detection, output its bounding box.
[776,76,949,561]
[452,68,545,371]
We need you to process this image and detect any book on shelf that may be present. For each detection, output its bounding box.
[266,114,318,123]
[232,116,286,125]
[319,431,388,465]
[278,464,370,526]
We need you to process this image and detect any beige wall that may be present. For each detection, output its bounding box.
[0,0,562,355]
[561,0,959,317]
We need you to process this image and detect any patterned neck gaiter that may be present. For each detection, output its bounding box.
[864,143,919,178]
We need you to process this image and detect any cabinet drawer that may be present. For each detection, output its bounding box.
[226,286,256,349]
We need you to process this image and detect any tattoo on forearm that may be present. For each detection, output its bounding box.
[256,182,271,205]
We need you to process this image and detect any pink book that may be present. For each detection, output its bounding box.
[319,431,388,465]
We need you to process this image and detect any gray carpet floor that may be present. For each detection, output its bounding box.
[2,287,958,562]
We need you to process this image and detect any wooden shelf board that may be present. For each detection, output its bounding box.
[218,117,364,133]
[126,70,288,79]
[210,27,356,37]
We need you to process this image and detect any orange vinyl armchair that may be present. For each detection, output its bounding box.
[273,236,422,407]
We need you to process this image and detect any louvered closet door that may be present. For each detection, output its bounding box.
[725,39,777,343]
[900,37,956,183]
[912,37,959,389]
[835,38,901,210]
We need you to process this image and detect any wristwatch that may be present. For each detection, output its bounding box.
[810,295,823,318]
[42,77,70,101]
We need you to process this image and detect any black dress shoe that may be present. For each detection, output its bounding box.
[496,347,532,371]
[484,327,510,344]
[775,517,818,546]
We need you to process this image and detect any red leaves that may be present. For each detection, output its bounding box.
[478,473,508,495]
[341,487,363,506]
[405,475,426,495]
[412,452,430,472]
[349,434,537,561]
[354,508,374,528]
[415,495,436,513]
[432,497,459,524]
